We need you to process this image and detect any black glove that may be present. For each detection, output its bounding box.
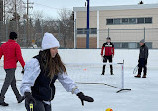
[24,92,36,105]
[77,92,94,106]
[21,68,24,74]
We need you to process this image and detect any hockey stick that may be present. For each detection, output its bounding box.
[30,103,33,111]
[133,65,138,74]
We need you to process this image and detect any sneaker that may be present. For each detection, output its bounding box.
[134,74,141,78]
[0,102,9,106]
[18,96,25,103]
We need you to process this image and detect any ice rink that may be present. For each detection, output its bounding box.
[0,49,158,111]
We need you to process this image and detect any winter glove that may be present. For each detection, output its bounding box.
[21,68,24,74]
[24,92,36,105]
[77,92,94,106]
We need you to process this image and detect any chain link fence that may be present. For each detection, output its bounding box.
[1,20,158,49]
[76,28,158,49]
[0,20,74,48]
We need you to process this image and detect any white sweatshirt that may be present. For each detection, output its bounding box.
[20,58,80,97]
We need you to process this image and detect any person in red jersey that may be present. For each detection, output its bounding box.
[0,32,25,106]
[101,37,114,75]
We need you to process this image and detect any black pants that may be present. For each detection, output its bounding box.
[102,55,113,74]
[25,99,52,111]
[0,68,22,103]
[138,58,147,75]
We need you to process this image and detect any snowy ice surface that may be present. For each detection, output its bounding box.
[0,49,158,111]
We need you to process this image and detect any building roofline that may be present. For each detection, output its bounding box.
[73,4,158,12]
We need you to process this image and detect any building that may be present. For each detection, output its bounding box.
[73,4,158,49]
[0,0,3,21]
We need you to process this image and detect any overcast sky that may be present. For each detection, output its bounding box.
[24,0,158,19]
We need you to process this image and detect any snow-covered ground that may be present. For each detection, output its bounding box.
[0,49,158,111]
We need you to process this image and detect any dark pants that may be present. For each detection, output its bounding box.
[138,58,147,75]
[0,68,22,103]
[25,99,52,111]
[102,55,113,74]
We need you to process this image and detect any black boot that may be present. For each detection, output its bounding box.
[0,102,9,106]
[110,65,114,75]
[142,75,146,78]
[110,69,114,75]
[0,94,9,106]
[101,66,105,75]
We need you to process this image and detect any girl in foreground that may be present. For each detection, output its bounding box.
[20,33,94,111]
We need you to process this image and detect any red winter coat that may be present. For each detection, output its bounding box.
[101,42,114,56]
[0,39,25,69]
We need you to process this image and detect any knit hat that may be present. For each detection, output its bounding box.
[106,37,111,40]
[140,39,145,43]
[9,32,17,40]
[42,32,60,50]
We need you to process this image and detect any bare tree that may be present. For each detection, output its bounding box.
[32,10,44,20]
[4,0,25,21]
[57,9,74,48]
[58,8,72,21]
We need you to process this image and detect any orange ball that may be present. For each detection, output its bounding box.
[106,108,113,111]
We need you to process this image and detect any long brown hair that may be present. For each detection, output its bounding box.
[39,49,66,79]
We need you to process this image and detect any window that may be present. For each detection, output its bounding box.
[137,18,145,24]
[129,43,137,49]
[129,18,136,24]
[114,19,121,24]
[106,17,152,25]
[77,28,84,34]
[90,28,97,34]
[107,19,113,25]
[122,43,128,48]
[84,28,87,34]
[145,18,152,23]
[77,28,97,34]
[114,42,152,49]
[122,18,129,24]
[113,43,122,48]
[145,42,152,49]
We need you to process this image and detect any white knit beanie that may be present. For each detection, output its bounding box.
[42,32,60,50]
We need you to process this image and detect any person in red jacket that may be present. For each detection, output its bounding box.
[0,32,25,106]
[101,37,114,75]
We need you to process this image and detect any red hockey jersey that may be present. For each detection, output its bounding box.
[101,42,114,56]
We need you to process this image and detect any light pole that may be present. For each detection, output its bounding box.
[86,0,90,49]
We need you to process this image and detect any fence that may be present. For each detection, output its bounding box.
[76,28,158,49]
[1,20,158,49]
[0,20,74,48]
